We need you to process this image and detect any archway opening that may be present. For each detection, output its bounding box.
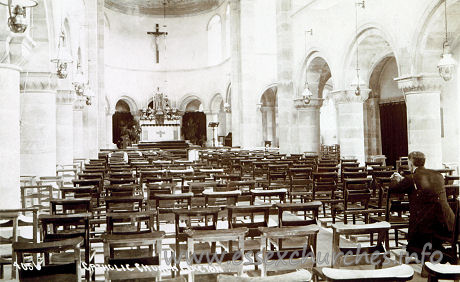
[260,86,278,147]
[368,56,407,168]
[209,94,227,146]
[112,100,135,148]
[181,99,206,146]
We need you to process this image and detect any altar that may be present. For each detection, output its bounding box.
[140,120,181,142]
[139,88,183,142]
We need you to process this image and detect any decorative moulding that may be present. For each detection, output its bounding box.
[330,89,370,104]
[293,97,324,109]
[394,73,443,94]
[20,72,58,92]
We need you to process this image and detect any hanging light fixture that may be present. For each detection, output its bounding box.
[51,31,73,79]
[437,0,456,81]
[353,1,365,96]
[72,63,86,96]
[302,81,313,104]
[0,0,38,33]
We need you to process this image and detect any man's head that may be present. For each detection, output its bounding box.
[408,151,425,171]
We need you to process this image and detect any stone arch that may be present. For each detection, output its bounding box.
[413,0,460,74]
[178,94,205,112]
[116,95,138,116]
[298,49,335,96]
[259,85,278,147]
[209,93,224,113]
[342,24,400,89]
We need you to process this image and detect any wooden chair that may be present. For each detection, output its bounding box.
[13,237,83,282]
[154,193,193,231]
[50,198,92,215]
[331,222,390,268]
[259,225,319,277]
[39,213,94,280]
[268,164,289,185]
[341,178,374,224]
[20,185,53,213]
[185,228,248,282]
[227,205,272,253]
[250,188,287,205]
[172,208,220,273]
[289,167,313,203]
[369,185,410,249]
[203,190,241,209]
[106,210,156,235]
[103,231,165,281]
[0,208,38,279]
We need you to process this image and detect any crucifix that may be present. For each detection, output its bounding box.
[156,130,165,138]
[147,24,168,64]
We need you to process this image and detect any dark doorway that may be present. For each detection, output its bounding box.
[379,102,408,168]
[182,112,207,146]
[112,100,134,148]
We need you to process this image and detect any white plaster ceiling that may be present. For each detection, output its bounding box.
[105,0,225,16]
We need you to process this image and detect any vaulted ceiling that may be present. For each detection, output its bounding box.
[105,0,225,16]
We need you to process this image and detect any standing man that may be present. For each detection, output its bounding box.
[390,151,454,255]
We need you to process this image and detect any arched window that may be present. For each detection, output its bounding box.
[225,4,230,58]
[207,14,222,65]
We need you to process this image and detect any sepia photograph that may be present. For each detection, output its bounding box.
[0,0,459,281]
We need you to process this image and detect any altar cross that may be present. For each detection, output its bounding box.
[157,130,166,138]
[147,24,168,64]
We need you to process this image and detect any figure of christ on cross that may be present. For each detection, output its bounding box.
[147,24,168,64]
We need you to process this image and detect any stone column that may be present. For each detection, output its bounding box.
[295,98,322,154]
[106,109,114,148]
[56,88,75,166]
[20,72,57,177]
[0,33,35,209]
[276,0,296,154]
[395,75,443,169]
[332,89,370,165]
[0,64,22,209]
[364,95,381,157]
[73,98,86,159]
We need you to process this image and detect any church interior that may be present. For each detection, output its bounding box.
[1,0,460,281]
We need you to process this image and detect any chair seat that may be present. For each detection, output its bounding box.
[217,269,312,281]
[275,237,308,249]
[229,239,261,252]
[425,262,460,279]
[370,216,409,225]
[320,264,414,281]
[170,242,211,254]
[50,249,96,263]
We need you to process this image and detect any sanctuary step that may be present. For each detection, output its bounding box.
[138,141,189,158]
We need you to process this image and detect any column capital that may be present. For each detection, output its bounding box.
[73,98,86,111]
[330,89,370,104]
[294,97,323,109]
[56,90,76,105]
[394,74,443,94]
[0,34,36,66]
[20,72,58,92]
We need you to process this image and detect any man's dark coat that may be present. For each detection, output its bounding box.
[390,167,455,249]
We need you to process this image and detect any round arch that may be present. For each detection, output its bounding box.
[209,93,224,113]
[178,94,205,112]
[341,24,400,89]
[298,49,335,96]
[115,95,138,116]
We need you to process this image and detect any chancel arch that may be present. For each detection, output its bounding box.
[260,86,278,147]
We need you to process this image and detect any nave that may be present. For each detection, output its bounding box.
[1,147,460,281]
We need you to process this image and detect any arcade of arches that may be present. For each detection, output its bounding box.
[0,0,459,258]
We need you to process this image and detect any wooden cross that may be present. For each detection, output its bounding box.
[156,130,165,138]
[147,24,168,64]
